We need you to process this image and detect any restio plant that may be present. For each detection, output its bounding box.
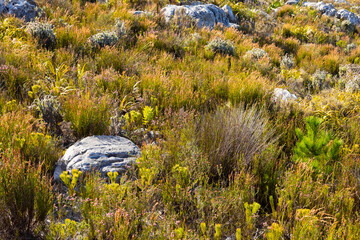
[0,151,53,238]
[196,106,277,180]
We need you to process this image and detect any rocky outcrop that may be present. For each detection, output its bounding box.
[1,0,40,22]
[161,3,238,29]
[273,88,298,103]
[301,1,360,26]
[54,135,141,181]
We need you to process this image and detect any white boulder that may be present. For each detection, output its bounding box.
[54,135,141,181]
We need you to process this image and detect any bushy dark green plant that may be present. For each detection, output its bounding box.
[0,151,53,238]
[293,116,343,174]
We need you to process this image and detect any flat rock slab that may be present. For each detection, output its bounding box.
[54,136,141,181]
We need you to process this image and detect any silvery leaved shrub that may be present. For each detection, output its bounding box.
[280,54,295,69]
[88,31,119,49]
[115,19,126,38]
[205,38,235,56]
[244,48,268,61]
[26,21,56,49]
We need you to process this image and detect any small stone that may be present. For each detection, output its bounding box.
[285,0,299,5]
[273,88,298,103]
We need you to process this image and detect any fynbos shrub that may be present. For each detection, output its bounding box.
[115,19,127,38]
[88,31,119,49]
[0,151,53,238]
[205,38,235,56]
[26,22,56,49]
[244,48,269,61]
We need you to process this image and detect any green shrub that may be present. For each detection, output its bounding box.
[293,116,343,174]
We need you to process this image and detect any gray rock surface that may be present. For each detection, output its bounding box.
[285,0,299,5]
[303,1,360,25]
[161,3,235,29]
[0,0,5,15]
[334,0,349,4]
[273,88,298,103]
[4,0,40,22]
[54,135,141,181]
[336,9,360,25]
[222,4,237,23]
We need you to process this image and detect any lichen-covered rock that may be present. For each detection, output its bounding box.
[273,88,298,103]
[161,3,235,29]
[5,0,40,22]
[54,136,141,181]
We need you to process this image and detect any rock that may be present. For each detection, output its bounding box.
[161,3,232,29]
[132,10,153,17]
[5,0,40,22]
[54,135,141,181]
[273,88,298,103]
[336,9,360,25]
[302,1,360,25]
[334,0,348,4]
[285,0,299,5]
[339,64,360,92]
[222,4,237,23]
[0,0,5,15]
[303,2,337,16]
[133,10,145,16]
